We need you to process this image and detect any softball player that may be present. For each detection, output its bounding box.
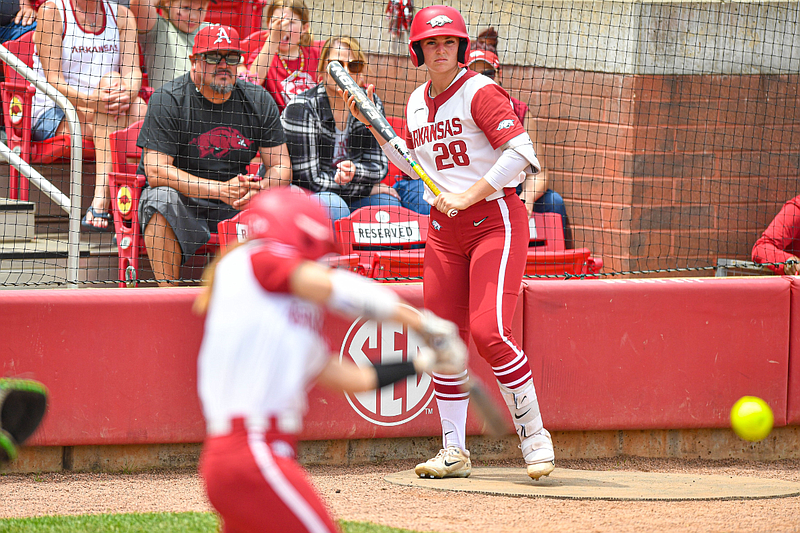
[195,187,466,533]
[343,5,554,481]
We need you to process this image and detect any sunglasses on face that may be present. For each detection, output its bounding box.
[330,59,365,74]
[201,52,243,66]
[480,69,496,79]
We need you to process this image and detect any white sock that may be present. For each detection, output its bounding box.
[436,398,468,451]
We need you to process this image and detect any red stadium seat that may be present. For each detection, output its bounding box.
[526,212,602,277]
[1,32,96,200]
[335,205,428,281]
[108,121,220,287]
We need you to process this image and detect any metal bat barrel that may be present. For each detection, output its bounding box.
[326,61,396,143]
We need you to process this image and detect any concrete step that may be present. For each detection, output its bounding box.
[0,198,35,242]
[0,232,119,288]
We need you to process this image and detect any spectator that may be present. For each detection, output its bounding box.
[137,24,291,286]
[282,35,423,221]
[130,0,211,91]
[195,187,466,533]
[248,0,318,113]
[468,32,568,235]
[0,0,36,44]
[752,194,800,275]
[32,0,147,231]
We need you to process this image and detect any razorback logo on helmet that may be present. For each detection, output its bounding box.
[427,14,453,27]
[497,119,515,131]
[213,26,232,45]
[190,127,252,158]
[341,309,434,427]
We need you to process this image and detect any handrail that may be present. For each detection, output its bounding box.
[0,42,82,287]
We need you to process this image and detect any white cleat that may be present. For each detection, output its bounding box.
[414,445,472,479]
[521,428,555,481]
[527,460,555,480]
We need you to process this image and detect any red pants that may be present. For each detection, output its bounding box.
[424,190,531,386]
[200,419,340,533]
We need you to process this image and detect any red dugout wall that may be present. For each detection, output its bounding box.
[0,277,796,447]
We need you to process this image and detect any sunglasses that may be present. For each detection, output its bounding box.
[201,52,243,66]
[480,69,496,79]
[329,59,365,74]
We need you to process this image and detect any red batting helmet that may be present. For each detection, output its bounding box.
[408,5,470,67]
[244,188,335,260]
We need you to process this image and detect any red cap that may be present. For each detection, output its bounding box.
[467,49,500,70]
[192,25,243,56]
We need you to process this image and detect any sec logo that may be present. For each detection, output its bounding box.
[340,306,434,426]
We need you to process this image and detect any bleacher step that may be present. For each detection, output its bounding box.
[0,198,35,242]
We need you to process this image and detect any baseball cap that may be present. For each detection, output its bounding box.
[192,25,244,56]
[466,49,500,70]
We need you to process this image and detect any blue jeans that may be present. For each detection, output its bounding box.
[313,191,403,222]
[393,178,431,215]
[532,189,567,232]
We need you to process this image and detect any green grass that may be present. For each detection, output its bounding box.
[0,513,431,533]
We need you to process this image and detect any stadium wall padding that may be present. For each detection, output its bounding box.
[0,277,794,447]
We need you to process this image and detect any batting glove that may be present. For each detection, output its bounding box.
[418,311,467,373]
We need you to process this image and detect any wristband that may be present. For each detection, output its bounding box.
[374,362,417,389]
[365,124,372,129]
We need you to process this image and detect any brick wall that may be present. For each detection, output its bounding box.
[372,54,800,275]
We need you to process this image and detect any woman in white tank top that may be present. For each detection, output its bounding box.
[33,0,147,231]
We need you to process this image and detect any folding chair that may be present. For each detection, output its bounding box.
[1,32,96,200]
[108,121,220,287]
[335,205,428,281]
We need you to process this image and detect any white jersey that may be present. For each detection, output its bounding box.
[405,69,528,204]
[31,0,121,122]
[198,240,328,435]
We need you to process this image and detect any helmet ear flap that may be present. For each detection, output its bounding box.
[411,41,424,67]
[457,38,469,64]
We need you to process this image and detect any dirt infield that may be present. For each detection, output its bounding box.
[1,457,799,532]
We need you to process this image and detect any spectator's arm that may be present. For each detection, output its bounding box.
[143,148,260,208]
[520,169,548,216]
[752,196,800,274]
[257,143,292,189]
[116,5,143,101]
[250,17,280,84]
[128,0,158,33]
[281,99,345,193]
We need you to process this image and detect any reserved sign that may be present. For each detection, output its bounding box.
[352,221,421,245]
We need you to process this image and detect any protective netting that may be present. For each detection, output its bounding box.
[0,0,798,287]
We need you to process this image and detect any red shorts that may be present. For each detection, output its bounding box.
[200,418,340,533]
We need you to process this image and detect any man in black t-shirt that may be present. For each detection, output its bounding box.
[137,24,291,286]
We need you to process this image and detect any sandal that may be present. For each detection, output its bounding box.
[81,206,113,233]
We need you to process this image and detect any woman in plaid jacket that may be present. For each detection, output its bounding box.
[280,35,427,220]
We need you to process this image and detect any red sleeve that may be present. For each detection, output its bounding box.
[250,243,305,293]
[471,83,526,149]
[752,196,800,274]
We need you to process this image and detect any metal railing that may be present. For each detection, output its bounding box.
[0,42,83,287]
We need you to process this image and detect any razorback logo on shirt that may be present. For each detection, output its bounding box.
[190,126,252,158]
[427,15,453,27]
[410,118,462,147]
[497,119,515,130]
